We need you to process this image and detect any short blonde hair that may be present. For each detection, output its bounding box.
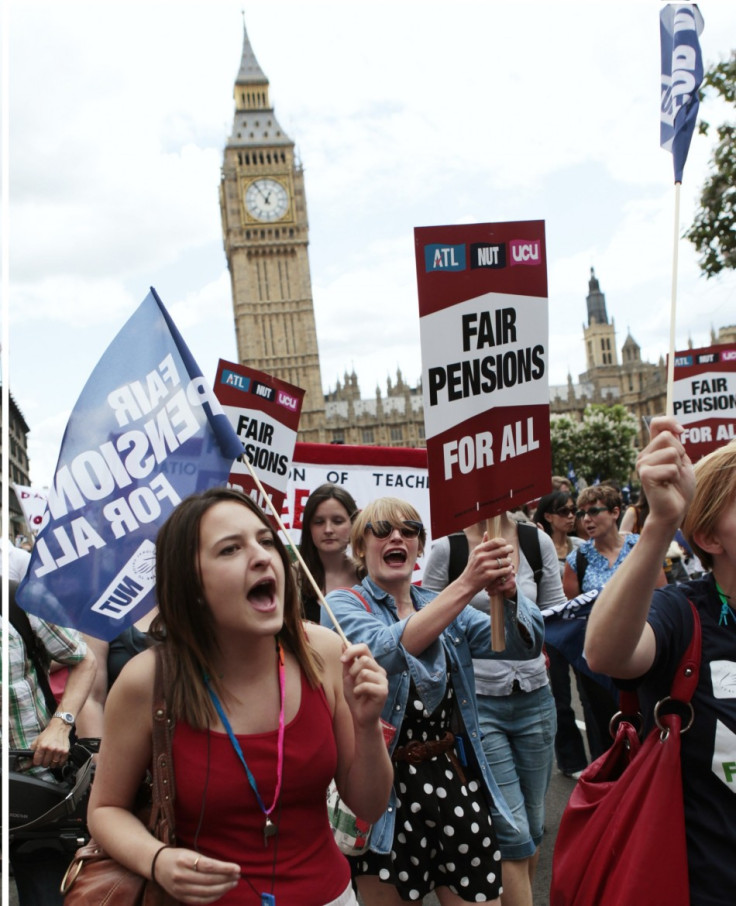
[351,497,427,565]
[682,440,736,570]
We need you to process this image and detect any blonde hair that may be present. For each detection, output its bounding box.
[351,497,427,566]
[682,440,736,571]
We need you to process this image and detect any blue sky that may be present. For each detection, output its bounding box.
[5,0,735,488]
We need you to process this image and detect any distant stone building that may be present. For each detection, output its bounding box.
[221,23,731,457]
[220,23,325,442]
[549,268,668,450]
[220,23,428,447]
[324,368,426,447]
[549,270,736,451]
[1,386,32,540]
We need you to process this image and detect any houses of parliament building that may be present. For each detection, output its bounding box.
[221,23,736,454]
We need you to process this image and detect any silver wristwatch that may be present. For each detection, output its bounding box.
[52,711,75,726]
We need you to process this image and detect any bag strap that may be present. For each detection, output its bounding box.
[447,533,469,584]
[336,588,371,612]
[148,645,176,844]
[517,523,543,592]
[669,599,702,703]
[619,598,702,718]
[575,549,588,589]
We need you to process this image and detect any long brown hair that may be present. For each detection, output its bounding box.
[297,483,361,600]
[151,486,323,729]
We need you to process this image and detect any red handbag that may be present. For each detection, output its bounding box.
[550,601,701,906]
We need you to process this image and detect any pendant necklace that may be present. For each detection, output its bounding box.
[204,640,286,846]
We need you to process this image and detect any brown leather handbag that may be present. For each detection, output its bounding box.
[61,645,178,905]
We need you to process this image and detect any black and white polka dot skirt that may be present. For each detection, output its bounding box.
[353,679,502,901]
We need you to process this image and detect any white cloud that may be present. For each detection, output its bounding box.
[5,0,736,487]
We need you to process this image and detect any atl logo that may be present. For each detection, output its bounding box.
[425,243,466,273]
[509,239,541,266]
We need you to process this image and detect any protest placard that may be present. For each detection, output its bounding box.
[16,289,242,640]
[415,221,551,537]
[672,343,736,460]
[214,360,304,514]
[12,483,48,536]
[281,442,431,581]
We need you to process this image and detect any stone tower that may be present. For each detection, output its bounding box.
[219,22,325,441]
[583,267,618,369]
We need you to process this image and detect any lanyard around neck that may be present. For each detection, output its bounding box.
[204,642,286,834]
[716,582,734,626]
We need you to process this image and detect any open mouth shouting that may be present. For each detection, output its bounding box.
[248,577,279,613]
[383,548,409,567]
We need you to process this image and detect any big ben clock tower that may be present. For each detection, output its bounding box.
[220,22,325,441]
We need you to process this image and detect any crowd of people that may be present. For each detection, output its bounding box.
[7,419,734,905]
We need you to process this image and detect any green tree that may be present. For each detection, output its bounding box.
[549,415,578,480]
[686,51,736,277]
[550,405,638,488]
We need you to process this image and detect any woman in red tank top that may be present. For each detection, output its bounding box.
[87,487,393,905]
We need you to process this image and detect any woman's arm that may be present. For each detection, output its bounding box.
[310,626,393,823]
[562,559,581,599]
[585,418,695,679]
[400,535,514,655]
[88,649,240,904]
[32,646,96,769]
[74,635,109,739]
[619,505,638,535]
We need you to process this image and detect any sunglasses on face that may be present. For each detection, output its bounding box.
[554,506,576,517]
[576,506,610,519]
[365,520,424,539]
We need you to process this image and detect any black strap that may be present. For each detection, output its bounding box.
[447,522,544,590]
[448,526,543,592]
[9,581,60,719]
[575,548,588,589]
[447,533,469,584]
[517,523,543,592]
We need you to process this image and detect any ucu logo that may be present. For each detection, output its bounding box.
[277,390,299,411]
[509,239,541,266]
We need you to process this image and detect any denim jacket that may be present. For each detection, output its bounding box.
[322,576,545,854]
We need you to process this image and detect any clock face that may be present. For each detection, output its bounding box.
[244,178,290,222]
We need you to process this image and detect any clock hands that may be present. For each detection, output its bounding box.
[246,179,287,221]
[254,183,270,204]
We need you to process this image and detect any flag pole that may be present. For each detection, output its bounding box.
[659,3,704,417]
[240,458,350,647]
[485,514,506,652]
[665,181,681,417]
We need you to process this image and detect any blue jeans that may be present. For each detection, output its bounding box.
[477,683,556,860]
